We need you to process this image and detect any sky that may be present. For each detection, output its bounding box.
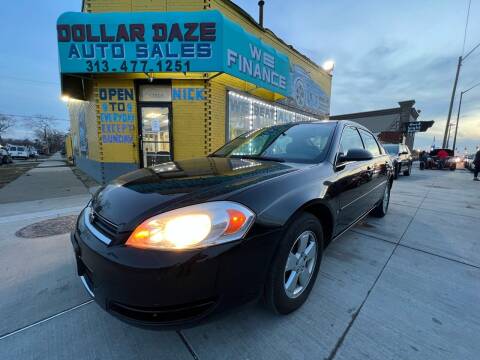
[0,0,479,152]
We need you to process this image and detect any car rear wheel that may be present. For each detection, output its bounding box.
[371,183,390,218]
[264,213,323,314]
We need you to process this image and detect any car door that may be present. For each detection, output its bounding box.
[333,126,373,232]
[359,129,389,207]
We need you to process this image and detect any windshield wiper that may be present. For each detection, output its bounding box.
[229,155,285,162]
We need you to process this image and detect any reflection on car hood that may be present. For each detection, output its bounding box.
[91,157,300,228]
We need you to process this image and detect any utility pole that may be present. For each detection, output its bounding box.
[442,56,462,148]
[452,80,480,151]
[452,92,463,151]
[442,5,480,148]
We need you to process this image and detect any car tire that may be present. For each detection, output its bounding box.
[264,213,323,315]
[393,162,399,179]
[403,163,411,176]
[371,183,391,218]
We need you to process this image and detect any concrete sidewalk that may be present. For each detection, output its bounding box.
[0,167,479,360]
[0,153,89,204]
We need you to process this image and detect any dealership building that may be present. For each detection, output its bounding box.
[58,0,332,183]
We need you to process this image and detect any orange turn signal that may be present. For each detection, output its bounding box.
[225,209,247,235]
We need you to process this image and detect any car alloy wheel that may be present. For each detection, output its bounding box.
[382,184,390,213]
[371,183,390,218]
[264,213,323,314]
[284,230,317,299]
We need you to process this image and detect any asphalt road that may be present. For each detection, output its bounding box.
[0,160,479,360]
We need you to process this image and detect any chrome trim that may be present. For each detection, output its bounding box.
[84,207,112,245]
[80,276,95,298]
[340,180,388,211]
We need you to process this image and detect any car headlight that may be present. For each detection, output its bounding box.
[126,201,255,250]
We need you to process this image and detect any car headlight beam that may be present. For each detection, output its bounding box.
[126,201,255,250]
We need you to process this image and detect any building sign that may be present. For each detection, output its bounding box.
[98,87,135,144]
[57,11,289,96]
[172,87,205,101]
[223,19,288,94]
[405,121,421,133]
[138,85,171,102]
[279,64,330,117]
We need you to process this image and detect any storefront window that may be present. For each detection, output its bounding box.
[228,93,251,140]
[228,91,319,141]
[252,101,275,130]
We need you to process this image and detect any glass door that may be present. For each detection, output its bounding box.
[139,105,171,167]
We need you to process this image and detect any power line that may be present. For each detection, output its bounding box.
[0,113,69,122]
[0,75,60,86]
[462,0,472,55]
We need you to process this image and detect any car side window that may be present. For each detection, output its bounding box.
[359,129,381,156]
[339,127,364,155]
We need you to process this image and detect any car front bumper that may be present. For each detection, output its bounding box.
[71,209,281,328]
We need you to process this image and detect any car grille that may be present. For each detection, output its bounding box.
[88,208,130,244]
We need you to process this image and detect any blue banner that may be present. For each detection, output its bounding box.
[57,11,289,96]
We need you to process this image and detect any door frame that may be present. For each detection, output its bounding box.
[135,80,173,168]
[136,102,174,168]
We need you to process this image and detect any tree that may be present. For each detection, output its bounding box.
[0,114,15,143]
[33,116,54,154]
[33,116,65,154]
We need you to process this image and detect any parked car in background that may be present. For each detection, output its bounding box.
[464,154,475,171]
[383,143,413,179]
[420,148,457,171]
[0,146,13,165]
[7,145,29,159]
[27,147,38,158]
[71,121,394,328]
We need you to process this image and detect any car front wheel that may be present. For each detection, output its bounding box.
[403,163,411,176]
[265,213,323,314]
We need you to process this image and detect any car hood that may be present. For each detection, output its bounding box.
[91,157,301,230]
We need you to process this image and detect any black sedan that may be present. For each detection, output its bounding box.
[71,120,393,327]
[383,143,413,178]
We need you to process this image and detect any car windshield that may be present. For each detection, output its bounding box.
[383,144,399,155]
[212,122,336,163]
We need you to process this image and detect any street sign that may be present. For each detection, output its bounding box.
[405,121,421,133]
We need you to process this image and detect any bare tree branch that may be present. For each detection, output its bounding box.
[0,114,15,141]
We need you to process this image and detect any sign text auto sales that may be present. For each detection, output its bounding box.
[57,22,216,72]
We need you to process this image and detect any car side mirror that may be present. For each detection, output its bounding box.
[400,151,408,155]
[338,148,373,163]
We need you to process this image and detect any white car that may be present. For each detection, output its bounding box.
[8,146,29,159]
[0,146,12,164]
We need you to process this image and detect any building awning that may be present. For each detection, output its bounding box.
[57,10,331,117]
[57,10,289,97]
